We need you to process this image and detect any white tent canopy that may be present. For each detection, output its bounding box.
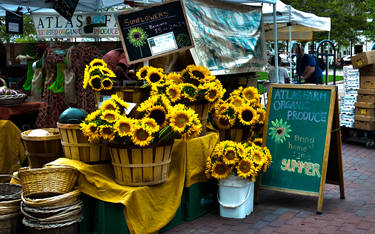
[261,0,331,41]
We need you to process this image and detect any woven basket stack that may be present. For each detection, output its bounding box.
[0,175,23,234]
[17,165,82,234]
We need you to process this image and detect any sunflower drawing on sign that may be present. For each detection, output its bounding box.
[268,119,292,144]
[127,27,148,57]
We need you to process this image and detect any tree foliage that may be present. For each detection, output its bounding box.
[0,14,38,43]
[283,0,368,47]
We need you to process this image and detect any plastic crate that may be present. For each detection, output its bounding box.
[79,194,183,234]
[182,181,218,221]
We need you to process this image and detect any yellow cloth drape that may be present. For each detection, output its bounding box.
[49,132,219,234]
[0,120,25,180]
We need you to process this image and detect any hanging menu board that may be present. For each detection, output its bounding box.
[116,0,194,64]
[6,11,23,34]
[260,84,344,213]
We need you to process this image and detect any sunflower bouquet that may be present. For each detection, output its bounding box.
[83,58,116,91]
[80,93,203,147]
[205,140,272,182]
[211,86,266,141]
[136,65,226,104]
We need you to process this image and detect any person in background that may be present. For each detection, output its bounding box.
[294,44,323,84]
[268,55,289,84]
[102,48,138,82]
[0,41,7,75]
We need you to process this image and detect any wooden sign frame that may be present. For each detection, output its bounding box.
[116,0,194,64]
[256,84,345,214]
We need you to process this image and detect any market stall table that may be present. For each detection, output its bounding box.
[0,102,46,120]
[50,132,219,233]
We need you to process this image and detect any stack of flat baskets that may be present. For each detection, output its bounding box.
[17,166,82,234]
[0,175,23,234]
[20,128,63,168]
[57,123,109,163]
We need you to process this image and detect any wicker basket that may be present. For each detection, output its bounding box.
[57,123,109,163]
[21,128,63,168]
[0,199,21,208]
[109,141,173,186]
[21,200,82,219]
[21,203,82,224]
[0,182,22,201]
[23,217,81,234]
[0,212,21,234]
[21,190,80,208]
[186,102,211,136]
[18,166,78,198]
[0,93,27,107]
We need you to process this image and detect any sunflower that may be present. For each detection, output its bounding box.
[136,66,149,80]
[167,72,183,84]
[238,106,259,126]
[101,78,113,90]
[147,105,167,127]
[181,83,198,101]
[132,125,153,147]
[89,58,107,68]
[251,148,265,166]
[257,108,266,125]
[188,65,211,82]
[253,138,263,146]
[262,147,272,172]
[242,87,260,102]
[99,125,116,142]
[230,97,243,108]
[100,100,119,112]
[100,110,119,123]
[82,122,101,142]
[222,146,238,165]
[114,117,133,137]
[205,159,212,179]
[127,27,148,47]
[100,67,116,78]
[166,85,181,103]
[181,123,202,141]
[85,110,102,121]
[111,94,130,110]
[169,109,192,133]
[236,159,255,180]
[211,161,231,180]
[142,118,159,133]
[145,68,164,86]
[204,85,220,103]
[215,115,233,129]
[268,118,292,144]
[89,75,103,91]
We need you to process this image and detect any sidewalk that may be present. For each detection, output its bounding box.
[165,142,375,234]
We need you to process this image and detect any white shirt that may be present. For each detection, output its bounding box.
[268,66,289,84]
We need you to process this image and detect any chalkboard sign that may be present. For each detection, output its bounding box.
[6,11,23,35]
[259,84,344,213]
[53,0,79,21]
[116,0,194,64]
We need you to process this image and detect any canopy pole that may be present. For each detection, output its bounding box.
[273,3,279,83]
[288,5,292,82]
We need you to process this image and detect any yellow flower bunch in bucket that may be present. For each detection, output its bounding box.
[205,140,272,181]
[83,58,116,91]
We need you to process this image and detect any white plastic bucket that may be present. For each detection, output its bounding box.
[218,175,254,219]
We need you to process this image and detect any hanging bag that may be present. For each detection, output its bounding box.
[63,47,77,105]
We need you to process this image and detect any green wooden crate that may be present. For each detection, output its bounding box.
[182,182,218,221]
[79,194,183,234]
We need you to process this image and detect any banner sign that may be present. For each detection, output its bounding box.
[184,0,266,74]
[6,11,23,35]
[32,12,120,39]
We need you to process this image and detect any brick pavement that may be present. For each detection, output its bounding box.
[165,142,375,234]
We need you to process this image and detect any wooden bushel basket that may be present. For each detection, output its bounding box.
[109,142,173,186]
[186,102,211,136]
[113,85,149,104]
[219,126,253,142]
[57,123,109,163]
[21,129,62,168]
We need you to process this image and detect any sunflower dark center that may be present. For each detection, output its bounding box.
[150,109,166,126]
[242,110,253,122]
[89,126,97,132]
[119,123,130,132]
[239,161,251,173]
[176,114,189,128]
[208,90,217,99]
[105,114,115,121]
[192,71,204,79]
[150,73,161,83]
[219,117,230,126]
[168,89,177,97]
[102,127,113,135]
[254,153,261,162]
[102,79,112,87]
[91,78,102,89]
[225,150,235,160]
[136,129,149,141]
[215,164,227,175]
[132,32,141,40]
[141,70,147,78]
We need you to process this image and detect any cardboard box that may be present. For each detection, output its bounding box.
[360,76,375,89]
[351,51,375,69]
[358,94,375,103]
[355,102,375,116]
[354,115,375,131]
[359,64,375,75]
